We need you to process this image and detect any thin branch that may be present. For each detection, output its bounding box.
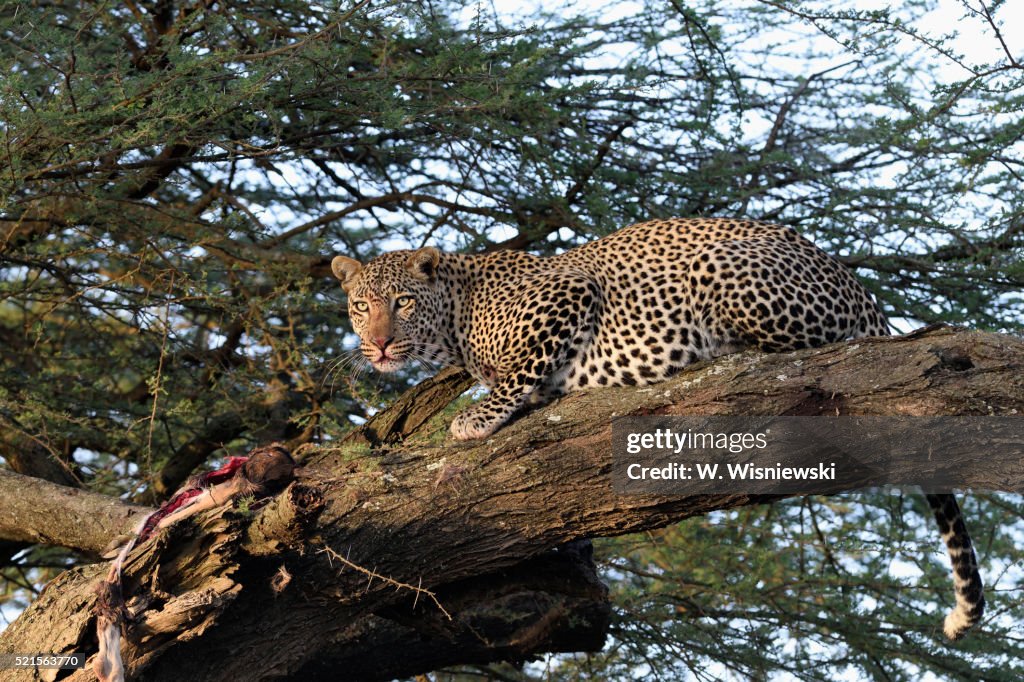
[317,544,452,620]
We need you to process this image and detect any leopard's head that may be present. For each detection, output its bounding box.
[331,248,447,372]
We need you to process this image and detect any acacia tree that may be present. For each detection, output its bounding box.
[1,0,1022,680]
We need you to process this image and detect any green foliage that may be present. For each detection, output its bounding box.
[432,494,1024,681]
[582,494,1024,681]
[1,0,1022,676]
[233,493,257,516]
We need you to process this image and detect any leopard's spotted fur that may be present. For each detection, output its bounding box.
[331,217,984,640]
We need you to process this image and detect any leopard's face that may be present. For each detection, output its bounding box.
[331,248,446,373]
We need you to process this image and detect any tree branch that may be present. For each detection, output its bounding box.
[0,469,150,555]
[0,326,1021,679]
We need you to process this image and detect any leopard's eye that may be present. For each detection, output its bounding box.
[351,300,370,313]
[395,295,415,308]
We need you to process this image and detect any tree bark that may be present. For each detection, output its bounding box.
[0,469,150,555]
[0,326,1022,681]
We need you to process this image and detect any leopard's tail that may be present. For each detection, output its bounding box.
[925,493,984,639]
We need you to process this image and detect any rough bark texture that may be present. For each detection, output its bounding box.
[0,469,151,556]
[0,326,1022,681]
[343,365,476,447]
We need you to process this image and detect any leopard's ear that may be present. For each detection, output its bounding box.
[405,247,440,283]
[331,256,363,291]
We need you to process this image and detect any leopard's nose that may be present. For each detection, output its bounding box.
[371,336,394,351]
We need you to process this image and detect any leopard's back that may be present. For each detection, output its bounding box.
[548,218,889,392]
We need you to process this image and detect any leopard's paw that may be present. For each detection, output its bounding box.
[450,409,500,441]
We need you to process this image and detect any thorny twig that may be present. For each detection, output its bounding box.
[317,544,452,620]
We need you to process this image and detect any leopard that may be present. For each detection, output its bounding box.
[330,217,984,640]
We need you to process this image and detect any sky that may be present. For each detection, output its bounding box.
[480,0,1024,77]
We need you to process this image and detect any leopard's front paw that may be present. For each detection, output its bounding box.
[450,409,500,441]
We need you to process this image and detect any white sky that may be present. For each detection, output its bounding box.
[483,0,1024,74]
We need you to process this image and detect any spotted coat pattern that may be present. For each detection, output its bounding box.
[331,217,983,639]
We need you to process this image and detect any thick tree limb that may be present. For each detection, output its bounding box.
[0,326,1021,680]
[295,545,610,682]
[0,469,150,555]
